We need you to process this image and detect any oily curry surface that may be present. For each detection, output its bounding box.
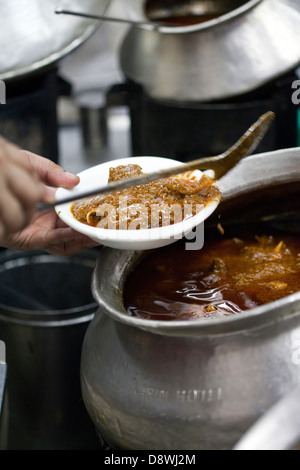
[71,164,220,230]
[124,224,300,321]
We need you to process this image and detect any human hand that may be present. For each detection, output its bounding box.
[0,137,45,239]
[0,149,99,256]
[2,208,99,256]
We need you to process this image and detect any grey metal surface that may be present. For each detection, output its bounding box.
[80,148,300,450]
[0,0,111,81]
[121,0,300,101]
[234,386,300,450]
[127,0,263,33]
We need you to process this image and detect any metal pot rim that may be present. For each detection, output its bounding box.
[128,0,263,35]
[0,249,98,326]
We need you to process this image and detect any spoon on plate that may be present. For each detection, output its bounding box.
[45,111,275,209]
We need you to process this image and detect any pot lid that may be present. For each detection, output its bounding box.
[0,0,111,81]
[121,0,300,101]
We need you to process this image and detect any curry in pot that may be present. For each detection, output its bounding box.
[124,222,300,321]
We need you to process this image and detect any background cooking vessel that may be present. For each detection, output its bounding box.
[0,0,112,163]
[0,0,110,82]
[80,148,300,450]
[121,0,300,102]
[0,249,100,450]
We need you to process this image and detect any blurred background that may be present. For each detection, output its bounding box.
[1,0,300,176]
[0,0,132,174]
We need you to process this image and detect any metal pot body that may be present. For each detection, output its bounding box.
[120,0,300,102]
[81,148,300,450]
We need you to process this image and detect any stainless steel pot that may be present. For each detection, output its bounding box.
[80,148,300,450]
[0,0,111,81]
[121,0,300,102]
[0,249,100,450]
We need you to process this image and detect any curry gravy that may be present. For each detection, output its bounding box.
[124,225,300,321]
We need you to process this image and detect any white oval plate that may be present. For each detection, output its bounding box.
[55,156,221,250]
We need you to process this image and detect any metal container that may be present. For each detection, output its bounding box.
[121,0,300,102]
[0,0,111,81]
[0,249,100,450]
[80,148,300,450]
[234,386,300,450]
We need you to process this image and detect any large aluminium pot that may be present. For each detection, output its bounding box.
[121,0,300,102]
[0,0,111,82]
[80,148,300,450]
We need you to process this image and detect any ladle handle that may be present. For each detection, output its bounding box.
[37,111,274,211]
[55,8,161,31]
